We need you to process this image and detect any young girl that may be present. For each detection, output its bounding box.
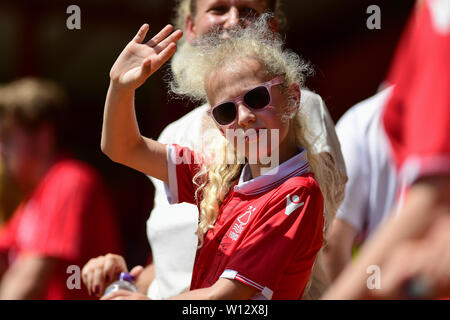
[84,16,341,300]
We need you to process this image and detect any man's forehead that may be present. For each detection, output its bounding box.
[199,0,269,8]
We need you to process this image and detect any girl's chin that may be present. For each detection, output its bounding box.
[244,145,273,164]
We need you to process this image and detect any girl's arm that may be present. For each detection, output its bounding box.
[168,278,256,300]
[101,278,256,300]
[101,24,183,183]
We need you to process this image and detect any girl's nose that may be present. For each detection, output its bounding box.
[237,102,256,128]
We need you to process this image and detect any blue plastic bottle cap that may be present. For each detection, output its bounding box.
[118,272,135,282]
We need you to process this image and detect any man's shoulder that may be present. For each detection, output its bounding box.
[337,86,394,130]
[300,88,324,108]
[300,88,321,99]
[299,89,330,123]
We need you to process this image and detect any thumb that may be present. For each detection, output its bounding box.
[130,265,144,279]
[140,58,152,77]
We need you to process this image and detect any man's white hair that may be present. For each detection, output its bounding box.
[169,14,312,103]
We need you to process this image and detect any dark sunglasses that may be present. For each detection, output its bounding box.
[207,76,285,126]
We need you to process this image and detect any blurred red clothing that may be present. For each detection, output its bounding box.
[383,0,450,185]
[0,157,122,299]
[382,0,449,300]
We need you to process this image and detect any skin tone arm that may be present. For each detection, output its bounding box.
[374,212,450,299]
[323,175,450,299]
[82,254,256,300]
[322,218,358,281]
[101,24,183,183]
[0,255,57,299]
[101,278,256,300]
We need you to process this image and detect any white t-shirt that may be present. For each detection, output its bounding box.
[336,87,398,239]
[146,89,346,299]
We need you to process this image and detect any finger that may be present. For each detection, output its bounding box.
[130,265,144,279]
[81,259,94,295]
[92,265,104,297]
[112,295,137,300]
[133,24,150,44]
[84,272,92,296]
[151,42,178,72]
[138,57,152,79]
[145,24,174,47]
[103,255,127,287]
[83,258,101,296]
[100,289,132,300]
[376,242,420,299]
[111,291,148,300]
[85,270,94,296]
[152,29,183,54]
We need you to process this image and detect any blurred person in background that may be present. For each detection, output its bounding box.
[0,162,21,227]
[0,78,122,299]
[323,85,399,281]
[0,162,21,277]
[323,0,450,299]
[139,0,347,300]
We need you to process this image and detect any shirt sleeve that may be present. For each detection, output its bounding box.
[335,110,369,232]
[222,176,324,299]
[16,165,97,262]
[164,144,203,205]
[383,0,450,185]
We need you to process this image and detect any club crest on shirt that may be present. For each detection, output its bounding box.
[285,194,304,216]
[229,206,256,241]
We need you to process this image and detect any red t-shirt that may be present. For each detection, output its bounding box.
[0,157,122,299]
[383,0,450,185]
[166,144,324,300]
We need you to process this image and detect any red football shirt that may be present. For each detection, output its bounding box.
[383,0,450,185]
[165,144,324,300]
[0,157,122,299]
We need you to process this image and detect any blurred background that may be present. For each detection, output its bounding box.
[0,0,415,268]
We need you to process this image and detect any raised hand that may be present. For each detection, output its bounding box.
[109,24,183,90]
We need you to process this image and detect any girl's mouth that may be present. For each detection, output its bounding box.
[244,128,266,142]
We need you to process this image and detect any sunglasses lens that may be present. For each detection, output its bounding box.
[244,86,270,109]
[213,102,237,125]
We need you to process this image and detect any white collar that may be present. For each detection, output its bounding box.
[234,148,310,195]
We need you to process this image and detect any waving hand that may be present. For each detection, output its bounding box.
[109,24,183,89]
